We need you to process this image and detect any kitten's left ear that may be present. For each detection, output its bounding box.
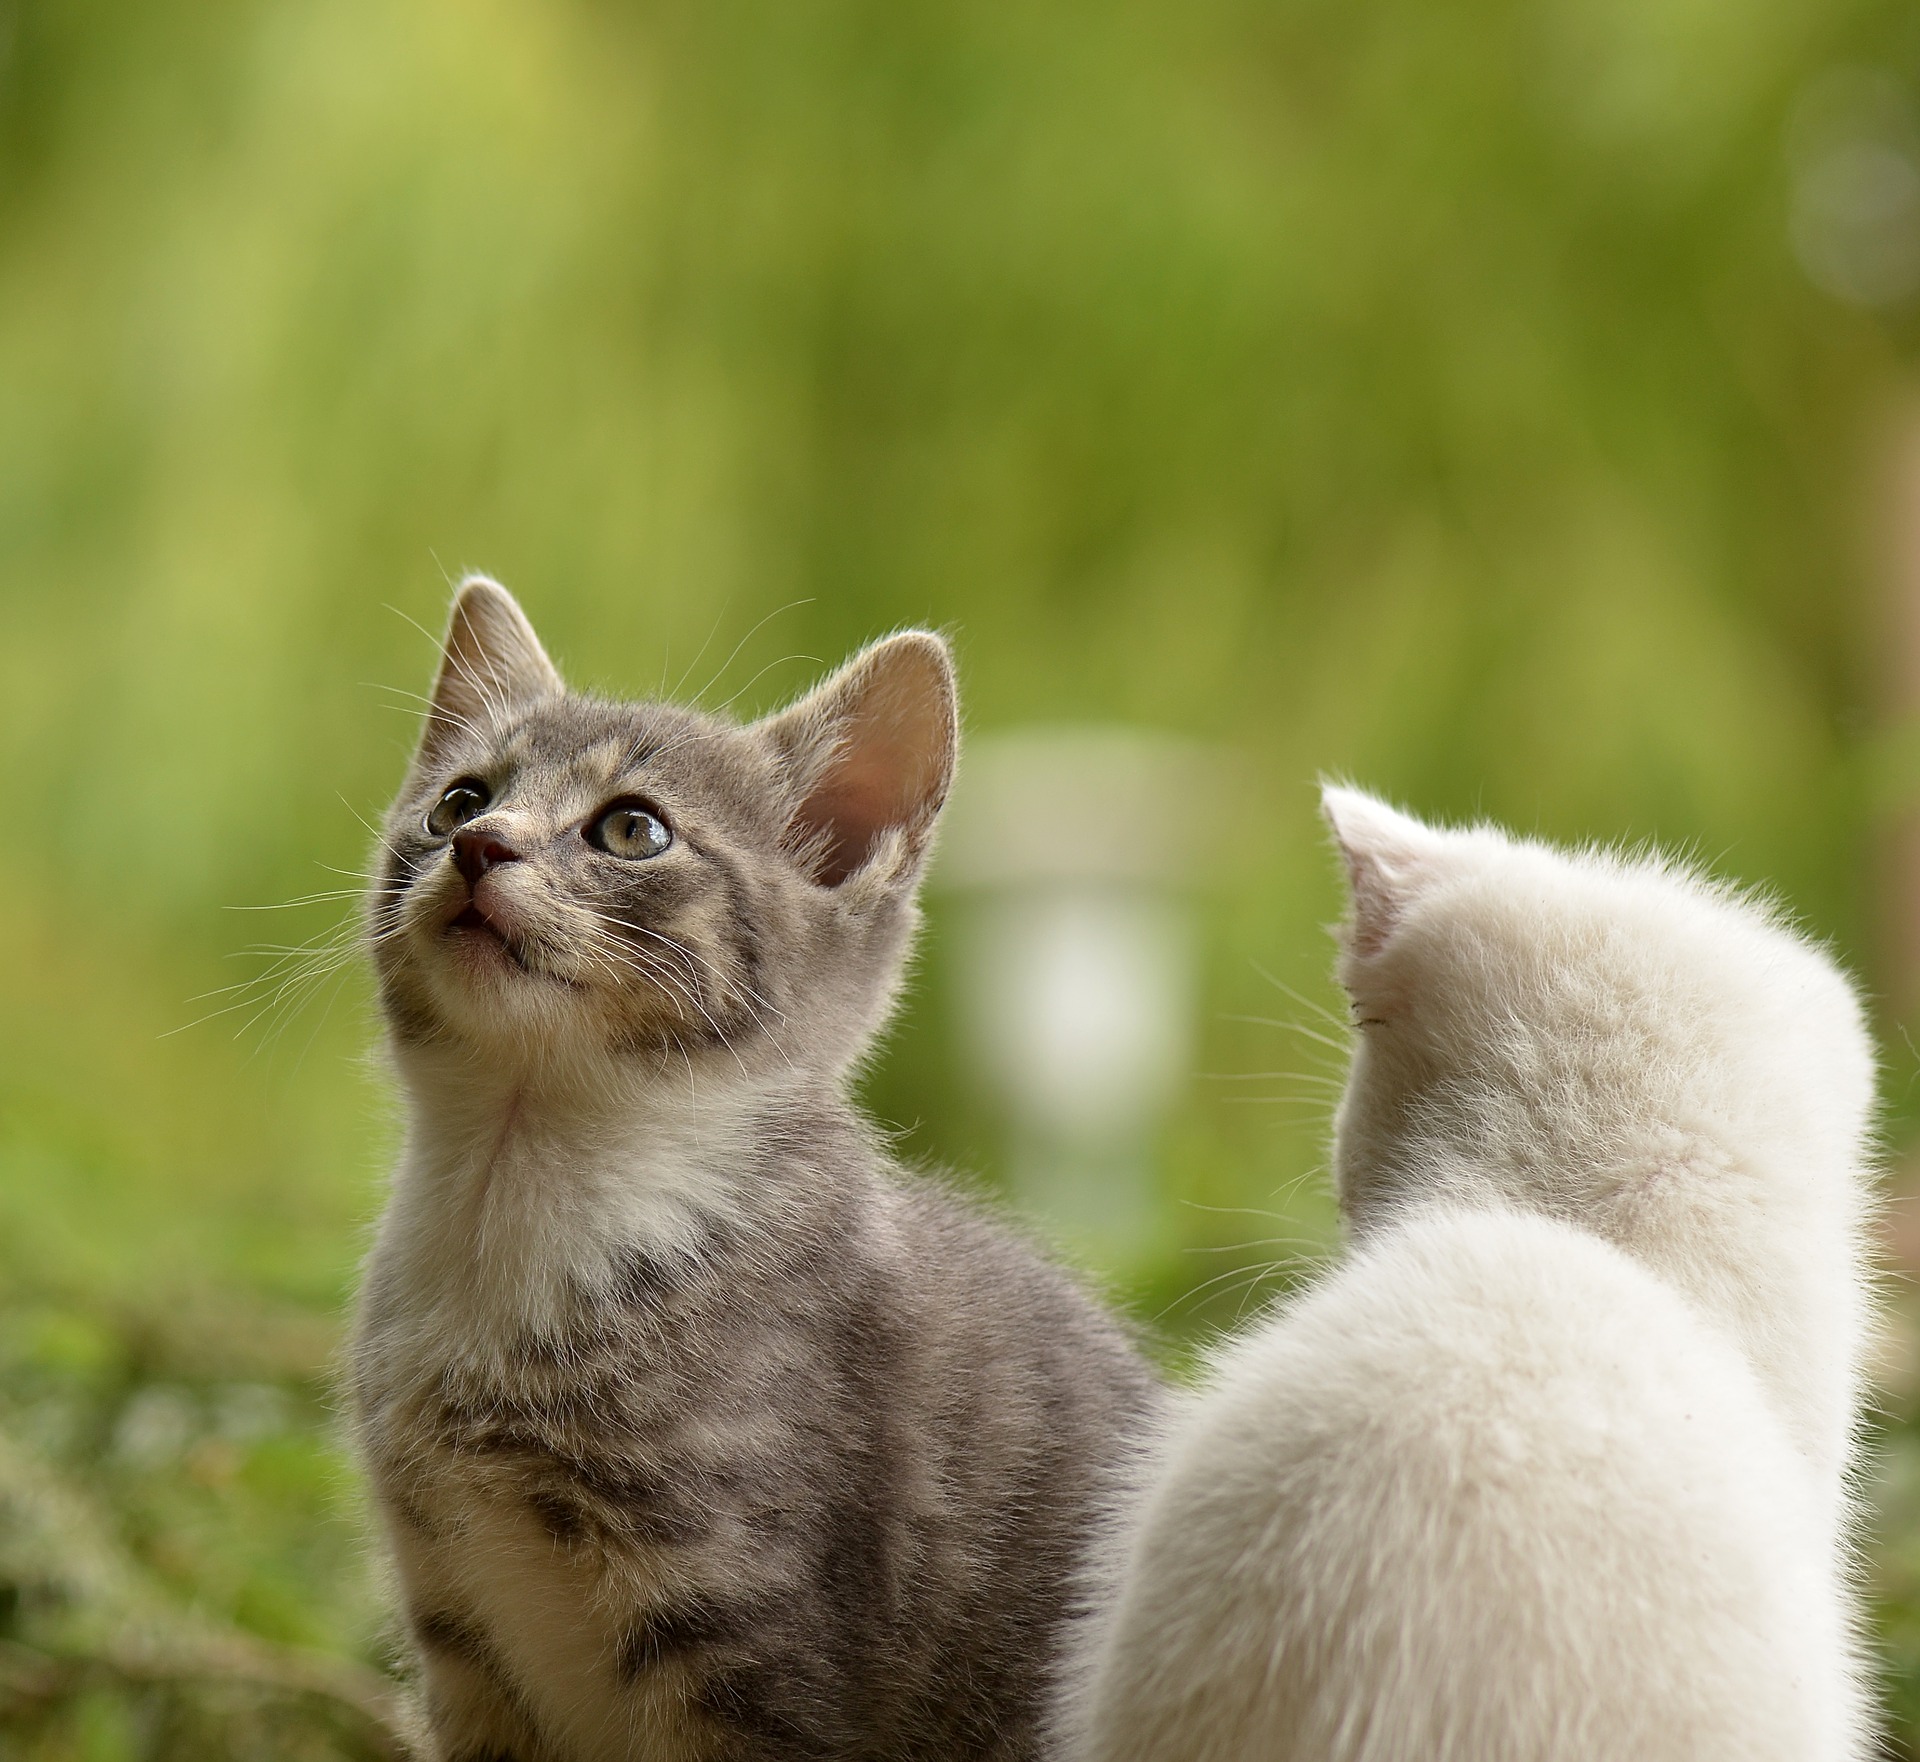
[415,575,564,770]
[757,632,958,889]
[1321,786,1444,957]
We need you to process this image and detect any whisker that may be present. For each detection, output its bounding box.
[713,652,826,719]
[616,723,730,780]
[362,681,488,744]
[336,792,399,850]
[686,599,817,711]
[665,599,733,704]
[1179,1196,1316,1226]
[1201,1070,1347,1084]
[1223,1014,1352,1058]
[223,891,367,911]
[570,921,755,1067]
[575,906,785,1027]
[384,599,518,731]
[1152,1260,1290,1324]
[1250,962,1353,1032]
[1220,1095,1342,1108]
[1183,1234,1331,1255]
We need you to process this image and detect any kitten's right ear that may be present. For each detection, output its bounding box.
[414,576,563,770]
[1321,786,1443,957]
[757,632,958,890]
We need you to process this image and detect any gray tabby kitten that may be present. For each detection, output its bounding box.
[349,578,1162,1762]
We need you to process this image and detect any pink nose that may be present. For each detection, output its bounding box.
[452,829,522,888]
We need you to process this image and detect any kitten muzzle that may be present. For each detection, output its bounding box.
[444,890,539,977]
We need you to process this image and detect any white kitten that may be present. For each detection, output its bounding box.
[1061,788,1880,1762]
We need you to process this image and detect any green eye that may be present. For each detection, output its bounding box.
[590,800,673,860]
[426,779,490,838]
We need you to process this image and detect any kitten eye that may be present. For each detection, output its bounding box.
[589,800,673,860]
[426,779,490,838]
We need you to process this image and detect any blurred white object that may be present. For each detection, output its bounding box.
[940,728,1219,1256]
[1788,66,1920,310]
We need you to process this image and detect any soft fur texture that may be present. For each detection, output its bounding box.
[349,578,1162,1762]
[1061,788,1880,1762]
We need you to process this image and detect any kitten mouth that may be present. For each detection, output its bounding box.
[444,901,580,989]
[447,903,535,974]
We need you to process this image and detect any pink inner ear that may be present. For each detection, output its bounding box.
[785,640,955,886]
[1342,846,1404,958]
[761,631,956,886]
[1321,788,1439,958]
[799,745,917,886]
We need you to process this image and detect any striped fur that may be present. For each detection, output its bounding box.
[350,580,1161,1761]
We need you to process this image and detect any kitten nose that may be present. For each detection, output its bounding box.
[452,828,522,888]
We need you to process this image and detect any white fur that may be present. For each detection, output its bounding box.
[1062,790,1880,1762]
[357,1044,771,1384]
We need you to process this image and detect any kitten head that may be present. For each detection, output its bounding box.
[1319,786,1875,1243]
[369,577,956,1082]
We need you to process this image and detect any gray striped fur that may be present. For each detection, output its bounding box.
[349,579,1162,1762]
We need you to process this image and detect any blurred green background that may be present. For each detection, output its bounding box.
[8,0,1920,1753]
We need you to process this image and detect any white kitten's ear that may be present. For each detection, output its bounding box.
[417,576,563,766]
[757,632,958,888]
[1321,786,1444,957]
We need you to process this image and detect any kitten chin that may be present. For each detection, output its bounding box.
[349,577,1164,1762]
[1058,788,1880,1762]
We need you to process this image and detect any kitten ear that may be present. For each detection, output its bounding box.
[1321,786,1444,957]
[416,575,563,767]
[757,632,958,888]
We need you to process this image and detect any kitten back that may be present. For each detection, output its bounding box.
[1321,784,1877,1499]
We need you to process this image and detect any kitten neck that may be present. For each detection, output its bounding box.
[369,1037,855,1367]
